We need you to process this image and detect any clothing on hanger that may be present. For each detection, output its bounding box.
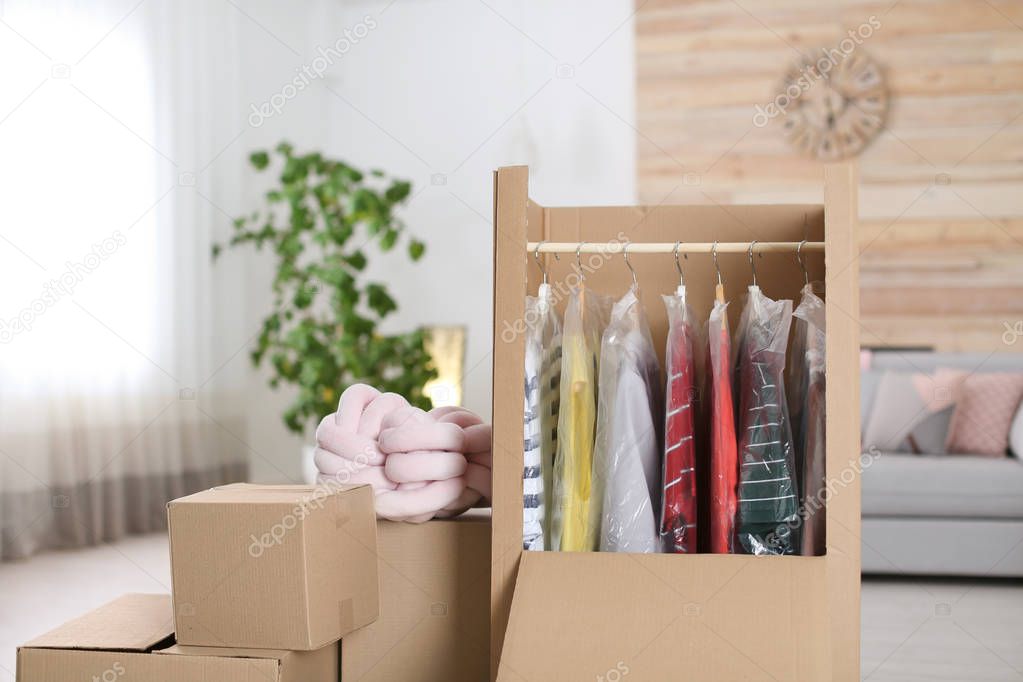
[523,285,561,550]
[734,286,798,555]
[708,298,738,554]
[660,288,701,553]
[523,310,543,550]
[552,285,610,552]
[593,286,663,553]
[793,283,826,556]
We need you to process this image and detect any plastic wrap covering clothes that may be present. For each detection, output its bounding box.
[734,286,798,555]
[593,286,664,553]
[660,286,702,554]
[793,283,826,556]
[552,286,611,552]
[523,284,562,551]
[707,298,738,554]
[314,384,492,523]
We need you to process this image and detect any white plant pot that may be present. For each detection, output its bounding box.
[301,444,318,485]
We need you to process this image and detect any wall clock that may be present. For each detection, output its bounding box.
[780,50,888,161]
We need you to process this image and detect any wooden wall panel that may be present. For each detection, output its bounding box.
[636,0,1023,352]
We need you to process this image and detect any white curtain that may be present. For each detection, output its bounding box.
[0,1,248,560]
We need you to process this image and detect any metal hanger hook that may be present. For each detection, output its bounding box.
[575,242,586,281]
[534,240,548,285]
[673,241,686,287]
[797,239,809,286]
[712,241,723,286]
[748,240,758,286]
[623,242,638,287]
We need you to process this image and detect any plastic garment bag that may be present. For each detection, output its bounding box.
[593,286,663,553]
[660,287,701,553]
[523,283,562,551]
[707,299,738,553]
[793,284,826,556]
[734,286,798,555]
[552,286,610,551]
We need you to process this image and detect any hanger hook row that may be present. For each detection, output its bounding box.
[673,241,686,287]
[712,241,723,286]
[797,239,809,286]
[748,240,759,286]
[623,242,638,287]
[534,240,547,285]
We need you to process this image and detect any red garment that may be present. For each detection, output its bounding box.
[708,305,738,553]
[660,297,698,553]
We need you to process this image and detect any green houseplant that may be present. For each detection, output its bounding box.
[214,142,436,433]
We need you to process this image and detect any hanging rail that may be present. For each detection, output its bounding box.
[526,241,824,254]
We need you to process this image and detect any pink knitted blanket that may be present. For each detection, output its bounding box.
[314,384,492,522]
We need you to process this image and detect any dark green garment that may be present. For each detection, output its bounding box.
[735,290,798,555]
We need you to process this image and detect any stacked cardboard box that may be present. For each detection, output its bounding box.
[16,483,493,681]
[16,593,339,681]
[341,510,490,681]
[168,484,379,650]
[16,483,376,681]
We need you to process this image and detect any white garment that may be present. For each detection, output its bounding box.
[594,288,663,553]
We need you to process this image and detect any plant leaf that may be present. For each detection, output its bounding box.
[250,150,270,170]
[408,239,425,261]
[385,180,412,203]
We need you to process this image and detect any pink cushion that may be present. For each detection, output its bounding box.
[945,373,1023,456]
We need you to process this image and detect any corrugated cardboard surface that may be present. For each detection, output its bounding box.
[23,593,174,651]
[491,165,860,681]
[17,648,282,682]
[341,511,491,682]
[161,644,339,682]
[169,482,379,650]
[498,553,829,681]
[16,593,339,682]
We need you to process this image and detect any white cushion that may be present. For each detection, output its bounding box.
[1011,404,1023,459]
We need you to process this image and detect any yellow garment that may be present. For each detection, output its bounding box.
[552,287,609,552]
[557,332,597,551]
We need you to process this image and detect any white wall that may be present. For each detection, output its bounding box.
[215,0,636,481]
[318,0,637,416]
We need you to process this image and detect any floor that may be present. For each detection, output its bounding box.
[1,535,1021,681]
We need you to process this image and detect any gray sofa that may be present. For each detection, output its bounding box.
[860,352,1023,577]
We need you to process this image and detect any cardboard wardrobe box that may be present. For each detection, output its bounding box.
[16,593,339,682]
[341,510,491,682]
[490,165,861,681]
[168,482,379,650]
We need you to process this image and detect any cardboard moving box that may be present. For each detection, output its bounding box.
[16,593,339,682]
[490,166,861,681]
[168,483,379,650]
[341,511,491,682]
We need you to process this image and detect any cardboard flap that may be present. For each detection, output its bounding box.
[169,482,367,505]
[24,594,173,651]
[497,552,830,682]
[157,644,289,661]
